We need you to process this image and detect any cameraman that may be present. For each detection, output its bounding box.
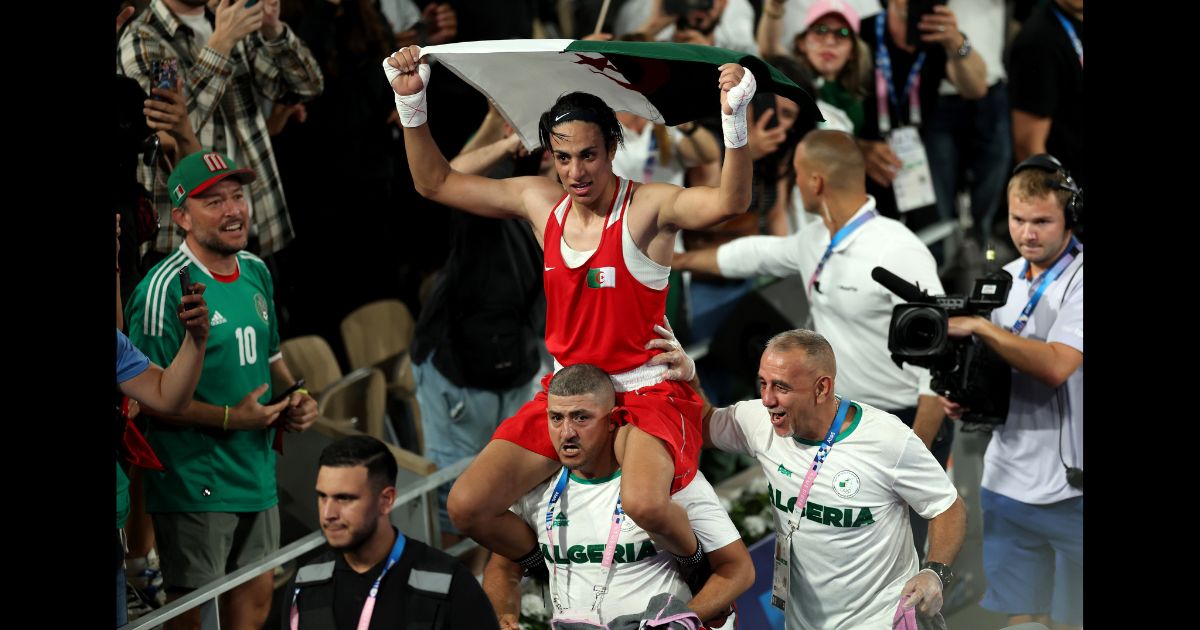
[940,154,1083,630]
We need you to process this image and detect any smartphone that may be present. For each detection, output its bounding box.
[150,58,178,100]
[906,0,949,49]
[245,0,259,7]
[178,265,194,310]
[750,92,779,131]
[267,379,306,406]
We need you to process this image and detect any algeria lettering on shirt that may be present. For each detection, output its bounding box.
[767,481,877,529]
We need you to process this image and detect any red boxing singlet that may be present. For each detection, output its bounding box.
[542,177,666,372]
[491,177,703,492]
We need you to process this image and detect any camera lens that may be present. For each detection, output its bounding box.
[894,307,947,356]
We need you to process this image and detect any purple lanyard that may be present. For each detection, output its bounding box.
[290,531,407,630]
[1010,237,1082,335]
[1052,7,1083,68]
[807,210,878,297]
[791,397,852,519]
[875,11,926,134]
[544,468,624,613]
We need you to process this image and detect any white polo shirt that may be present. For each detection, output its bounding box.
[982,254,1083,505]
[708,399,958,630]
[716,197,944,411]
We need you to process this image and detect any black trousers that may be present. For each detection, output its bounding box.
[888,407,954,563]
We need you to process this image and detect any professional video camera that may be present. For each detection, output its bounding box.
[871,266,1013,425]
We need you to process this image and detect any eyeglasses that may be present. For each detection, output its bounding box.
[808,23,853,40]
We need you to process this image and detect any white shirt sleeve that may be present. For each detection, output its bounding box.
[707,402,757,457]
[890,430,959,519]
[716,234,805,279]
[1046,265,1083,353]
[673,472,741,552]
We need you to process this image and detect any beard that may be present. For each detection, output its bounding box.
[325,517,378,553]
[194,231,247,256]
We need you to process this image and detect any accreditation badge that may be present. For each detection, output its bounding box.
[771,523,796,610]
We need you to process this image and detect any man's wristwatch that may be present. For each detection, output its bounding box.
[954,33,972,58]
[921,561,954,588]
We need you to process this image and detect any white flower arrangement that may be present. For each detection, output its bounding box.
[518,580,552,630]
[724,481,776,545]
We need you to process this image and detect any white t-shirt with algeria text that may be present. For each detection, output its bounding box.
[511,469,740,623]
[708,400,958,630]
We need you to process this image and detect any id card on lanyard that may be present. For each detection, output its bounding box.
[544,467,624,617]
[1010,237,1082,335]
[873,13,937,212]
[771,397,852,611]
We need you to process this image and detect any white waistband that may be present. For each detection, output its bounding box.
[552,358,668,393]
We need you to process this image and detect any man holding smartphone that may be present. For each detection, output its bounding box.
[127,151,319,630]
[118,0,324,263]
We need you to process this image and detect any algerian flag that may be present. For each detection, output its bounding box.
[587,267,616,288]
[418,39,821,150]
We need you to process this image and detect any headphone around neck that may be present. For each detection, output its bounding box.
[1012,154,1083,229]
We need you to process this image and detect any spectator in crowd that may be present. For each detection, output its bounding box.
[757,0,865,135]
[616,0,758,55]
[856,0,987,226]
[941,154,1083,630]
[674,130,952,560]
[126,151,319,630]
[923,0,1013,247]
[118,0,324,266]
[701,329,966,628]
[482,364,752,627]
[1007,0,1083,186]
[285,435,499,629]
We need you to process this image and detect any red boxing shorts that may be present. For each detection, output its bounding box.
[491,372,704,493]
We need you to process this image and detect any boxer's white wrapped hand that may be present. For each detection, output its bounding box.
[718,65,755,148]
[383,46,432,127]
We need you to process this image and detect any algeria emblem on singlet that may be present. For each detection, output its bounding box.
[254,293,269,323]
[586,267,616,288]
[832,470,861,499]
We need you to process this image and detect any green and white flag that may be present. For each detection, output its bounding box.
[419,39,821,150]
[587,267,616,288]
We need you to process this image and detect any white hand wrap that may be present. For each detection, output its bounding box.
[720,68,757,148]
[382,57,432,128]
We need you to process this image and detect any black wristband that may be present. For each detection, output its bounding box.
[516,546,545,573]
[672,533,704,567]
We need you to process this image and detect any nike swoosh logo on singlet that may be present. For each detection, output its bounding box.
[545,266,556,271]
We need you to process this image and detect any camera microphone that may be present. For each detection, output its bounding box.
[871,267,931,303]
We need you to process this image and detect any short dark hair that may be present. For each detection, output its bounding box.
[538,92,624,154]
[318,435,398,492]
[765,329,837,377]
[548,364,615,404]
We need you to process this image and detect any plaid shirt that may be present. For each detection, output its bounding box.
[118,0,324,257]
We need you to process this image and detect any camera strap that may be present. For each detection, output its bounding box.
[874,11,927,134]
[808,210,879,297]
[1010,236,1081,335]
